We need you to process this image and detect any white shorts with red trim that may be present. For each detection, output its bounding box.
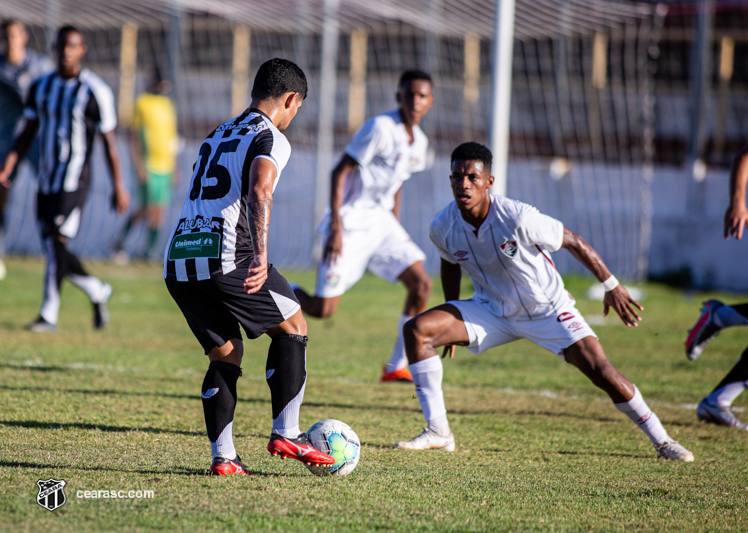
[314,210,425,298]
[449,296,597,359]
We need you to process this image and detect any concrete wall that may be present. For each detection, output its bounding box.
[5,142,747,292]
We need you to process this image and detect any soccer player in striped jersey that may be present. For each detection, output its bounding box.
[685,144,748,430]
[0,26,130,332]
[164,58,335,475]
[394,142,694,461]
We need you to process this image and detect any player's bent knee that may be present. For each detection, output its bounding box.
[306,296,338,319]
[208,338,244,365]
[404,316,439,356]
[318,305,336,319]
[272,310,308,337]
[415,275,433,299]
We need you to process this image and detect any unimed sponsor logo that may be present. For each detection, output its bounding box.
[168,232,220,260]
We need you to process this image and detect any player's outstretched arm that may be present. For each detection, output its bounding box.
[0,119,39,188]
[725,145,748,240]
[561,226,643,328]
[324,155,357,265]
[101,129,131,214]
[440,258,462,359]
[244,157,277,294]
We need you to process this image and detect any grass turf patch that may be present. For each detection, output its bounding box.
[0,257,746,531]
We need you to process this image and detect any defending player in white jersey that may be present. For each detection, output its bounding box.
[164,59,335,475]
[394,142,694,461]
[294,70,434,383]
[685,144,748,430]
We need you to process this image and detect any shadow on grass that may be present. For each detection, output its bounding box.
[553,450,649,459]
[0,459,285,478]
[0,419,305,446]
[0,419,206,437]
[513,409,618,423]
[0,384,625,423]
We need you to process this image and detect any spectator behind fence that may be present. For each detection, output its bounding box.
[0,19,54,279]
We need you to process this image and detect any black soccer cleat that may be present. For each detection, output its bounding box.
[25,316,56,333]
[93,283,112,330]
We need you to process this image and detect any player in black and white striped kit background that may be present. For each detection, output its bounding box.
[0,25,130,332]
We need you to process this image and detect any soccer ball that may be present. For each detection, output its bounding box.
[304,419,360,477]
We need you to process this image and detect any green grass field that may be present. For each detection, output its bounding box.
[1,256,747,532]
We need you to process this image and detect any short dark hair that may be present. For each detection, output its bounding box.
[2,19,24,33]
[252,58,308,101]
[451,142,492,170]
[57,25,83,45]
[398,69,432,89]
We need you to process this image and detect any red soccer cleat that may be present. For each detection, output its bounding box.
[209,454,251,476]
[380,365,413,383]
[685,300,724,361]
[267,432,336,466]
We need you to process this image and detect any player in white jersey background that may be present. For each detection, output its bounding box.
[164,58,335,475]
[393,142,694,461]
[294,70,434,383]
[0,26,130,332]
[685,144,748,430]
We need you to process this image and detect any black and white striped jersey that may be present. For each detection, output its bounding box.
[163,109,291,281]
[23,68,116,195]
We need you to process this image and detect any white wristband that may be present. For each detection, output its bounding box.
[601,275,619,292]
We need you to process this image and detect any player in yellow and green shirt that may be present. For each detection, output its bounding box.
[114,73,178,261]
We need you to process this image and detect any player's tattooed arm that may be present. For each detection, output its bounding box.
[244,157,278,294]
[248,198,273,255]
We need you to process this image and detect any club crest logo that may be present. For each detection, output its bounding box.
[453,250,469,261]
[499,240,518,258]
[36,479,67,511]
[567,321,585,333]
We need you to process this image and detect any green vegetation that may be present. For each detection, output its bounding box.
[1,257,746,531]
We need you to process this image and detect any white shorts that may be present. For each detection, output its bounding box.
[450,297,597,359]
[314,211,426,298]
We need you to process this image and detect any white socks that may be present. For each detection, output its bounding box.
[706,381,748,407]
[614,385,670,444]
[386,314,411,372]
[271,382,305,439]
[212,422,237,460]
[68,274,108,303]
[715,306,748,327]
[409,356,451,436]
